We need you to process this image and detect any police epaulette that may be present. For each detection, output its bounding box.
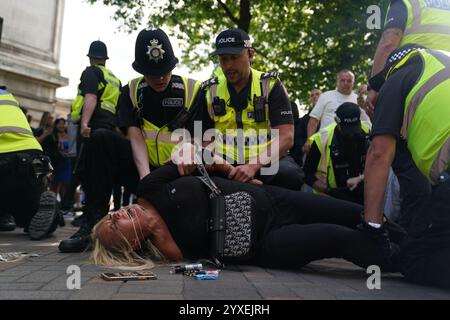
[261,71,279,79]
[201,77,219,90]
[137,80,148,90]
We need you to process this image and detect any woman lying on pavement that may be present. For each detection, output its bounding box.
[91,161,404,272]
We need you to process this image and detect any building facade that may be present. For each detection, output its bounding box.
[0,0,68,128]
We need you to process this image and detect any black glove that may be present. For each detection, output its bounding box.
[357,219,399,271]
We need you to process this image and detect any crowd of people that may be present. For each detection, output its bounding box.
[1,0,449,290]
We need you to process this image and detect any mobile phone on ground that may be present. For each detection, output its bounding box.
[101,271,157,281]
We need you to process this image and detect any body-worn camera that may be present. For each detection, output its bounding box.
[253,96,266,122]
[212,97,226,116]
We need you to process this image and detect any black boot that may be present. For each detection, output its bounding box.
[28,191,58,240]
[58,221,93,253]
[0,215,16,232]
[58,208,106,253]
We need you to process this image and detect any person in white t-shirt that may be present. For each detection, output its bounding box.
[303,70,370,154]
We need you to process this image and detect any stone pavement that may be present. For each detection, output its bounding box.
[1,219,450,300]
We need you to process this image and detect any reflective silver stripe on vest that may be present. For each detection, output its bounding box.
[430,137,450,184]
[186,78,197,108]
[401,50,450,138]
[0,100,19,107]
[129,79,139,109]
[318,129,331,180]
[0,126,33,136]
[101,101,116,114]
[144,130,183,144]
[106,78,121,89]
[404,0,450,36]
[208,84,218,120]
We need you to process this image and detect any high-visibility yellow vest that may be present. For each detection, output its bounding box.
[386,48,450,184]
[0,90,42,154]
[71,65,121,122]
[309,122,370,191]
[128,75,201,167]
[400,0,450,51]
[203,69,279,163]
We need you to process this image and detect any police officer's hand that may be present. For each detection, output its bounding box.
[302,142,311,155]
[228,164,261,183]
[357,219,399,271]
[171,142,196,176]
[365,89,379,120]
[347,175,364,191]
[81,123,91,138]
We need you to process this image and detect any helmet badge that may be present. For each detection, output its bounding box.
[147,39,165,63]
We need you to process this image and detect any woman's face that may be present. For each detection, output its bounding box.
[56,120,66,132]
[97,205,151,250]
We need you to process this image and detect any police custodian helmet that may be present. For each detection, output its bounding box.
[132,28,179,76]
[87,40,109,60]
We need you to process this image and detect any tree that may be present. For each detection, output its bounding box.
[89,0,389,106]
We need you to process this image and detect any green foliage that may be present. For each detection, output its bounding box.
[88,0,389,105]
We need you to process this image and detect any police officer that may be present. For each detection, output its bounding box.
[196,28,304,190]
[362,45,450,288]
[303,103,370,205]
[367,0,450,115]
[0,88,60,240]
[59,41,125,253]
[118,28,201,180]
[58,29,200,253]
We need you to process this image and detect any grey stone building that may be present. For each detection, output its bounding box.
[0,0,68,128]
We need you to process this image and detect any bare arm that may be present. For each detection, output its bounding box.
[128,126,151,179]
[371,28,403,77]
[307,117,320,139]
[36,128,53,143]
[137,198,183,262]
[80,93,97,138]
[364,135,397,224]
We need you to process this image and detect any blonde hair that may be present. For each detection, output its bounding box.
[90,212,166,270]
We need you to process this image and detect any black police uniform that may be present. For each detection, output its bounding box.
[304,128,369,205]
[0,93,59,239]
[59,30,193,253]
[371,51,450,288]
[58,41,139,253]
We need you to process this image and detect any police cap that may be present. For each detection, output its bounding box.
[132,28,179,76]
[212,28,252,55]
[335,102,362,137]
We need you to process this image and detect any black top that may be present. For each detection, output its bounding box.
[384,0,408,31]
[195,75,294,131]
[78,65,118,130]
[371,55,423,139]
[117,75,191,133]
[79,66,102,96]
[303,129,369,188]
[136,164,283,260]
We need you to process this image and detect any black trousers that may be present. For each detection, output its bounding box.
[256,155,304,191]
[257,188,393,271]
[0,150,45,228]
[398,179,450,289]
[81,129,139,218]
[392,142,432,230]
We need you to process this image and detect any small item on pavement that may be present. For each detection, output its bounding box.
[0,252,39,263]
